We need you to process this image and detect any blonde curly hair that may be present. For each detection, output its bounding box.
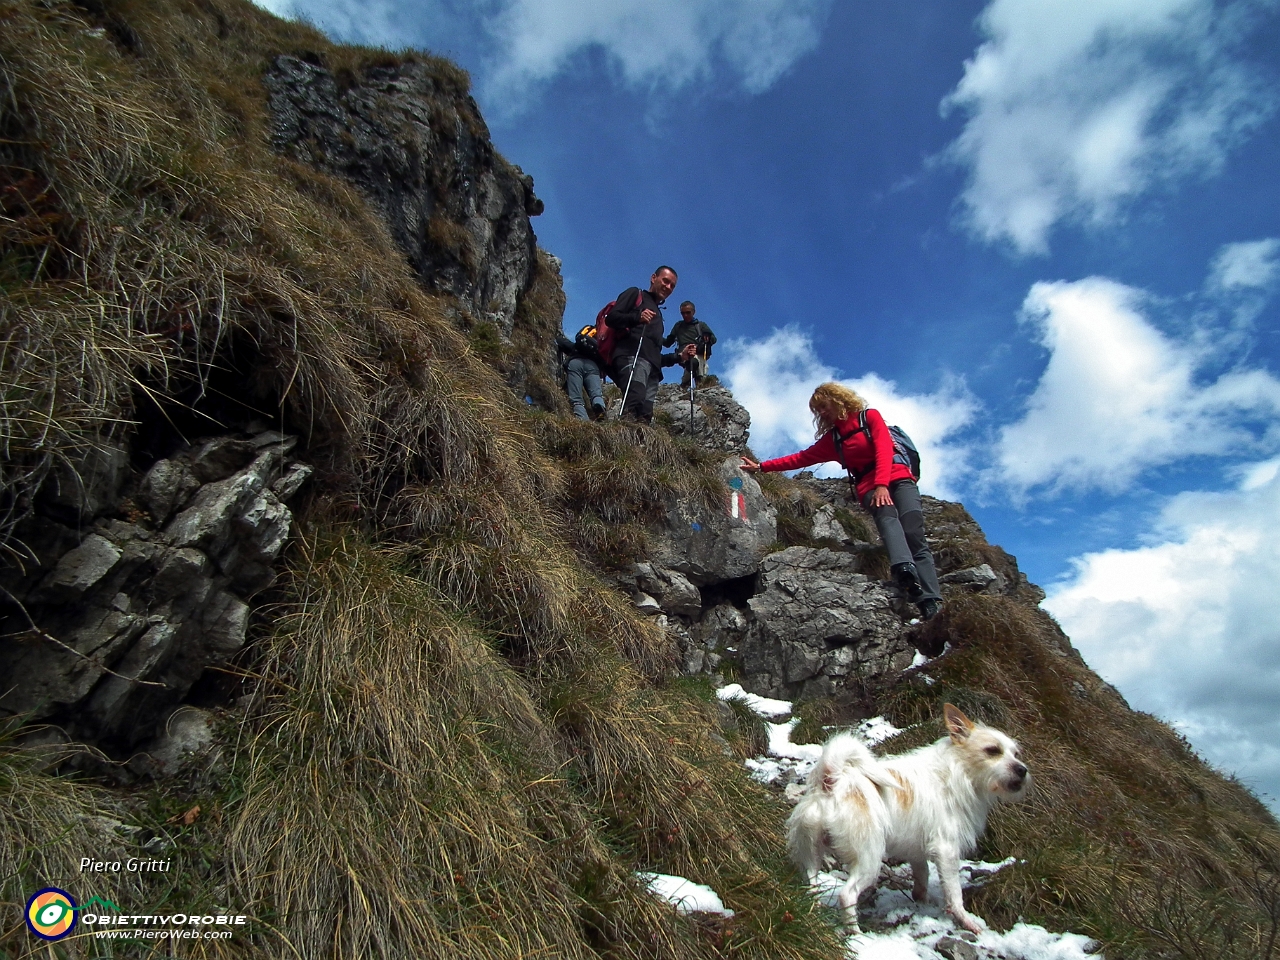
[809,382,867,437]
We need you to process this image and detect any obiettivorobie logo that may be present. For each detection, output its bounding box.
[26,888,113,941]
[25,890,122,940]
[26,888,250,944]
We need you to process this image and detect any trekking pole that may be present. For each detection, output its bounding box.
[618,331,645,419]
[688,355,695,434]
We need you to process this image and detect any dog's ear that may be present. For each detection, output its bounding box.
[943,703,974,742]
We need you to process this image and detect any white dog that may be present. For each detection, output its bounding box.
[786,703,1029,933]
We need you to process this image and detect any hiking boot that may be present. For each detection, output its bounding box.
[918,598,942,621]
[591,401,607,420]
[892,562,925,601]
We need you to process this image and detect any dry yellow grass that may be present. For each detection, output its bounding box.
[0,2,836,956]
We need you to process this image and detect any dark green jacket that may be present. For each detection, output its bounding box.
[663,318,716,356]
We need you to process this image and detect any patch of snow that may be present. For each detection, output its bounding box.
[809,861,1101,958]
[744,757,786,784]
[768,718,823,761]
[637,872,735,917]
[716,682,793,719]
[853,716,904,746]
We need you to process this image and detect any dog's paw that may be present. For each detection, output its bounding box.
[951,910,986,935]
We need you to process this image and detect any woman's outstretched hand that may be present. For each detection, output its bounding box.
[740,457,761,473]
[869,484,892,508]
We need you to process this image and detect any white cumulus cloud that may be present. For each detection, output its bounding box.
[1045,467,1280,809]
[482,0,831,102]
[250,0,832,109]
[719,326,976,499]
[1208,238,1280,292]
[992,276,1280,497]
[943,0,1276,255]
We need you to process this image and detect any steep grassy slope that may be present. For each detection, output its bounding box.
[1,1,1277,958]
[0,1,838,956]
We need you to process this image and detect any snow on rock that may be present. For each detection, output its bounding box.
[716,682,793,719]
[637,872,735,917]
[717,683,906,789]
[852,715,904,746]
[812,861,1102,959]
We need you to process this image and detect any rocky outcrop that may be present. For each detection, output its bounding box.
[651,458,777,585]
[653,383,751,453]
[739,547,915,699]
[263,54,543,339]
[617,388,1049,703]
[0,430,311,751]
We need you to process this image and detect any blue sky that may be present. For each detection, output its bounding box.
[255,0,1280,809]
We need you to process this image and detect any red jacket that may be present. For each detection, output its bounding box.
[760,408,914,499]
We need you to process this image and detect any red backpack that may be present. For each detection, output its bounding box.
[593,291,643,372]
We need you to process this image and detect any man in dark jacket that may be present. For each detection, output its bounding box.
[606,265,678,424]
[663,300,717,388]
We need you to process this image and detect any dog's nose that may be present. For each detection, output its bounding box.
[1013,763,1028,778]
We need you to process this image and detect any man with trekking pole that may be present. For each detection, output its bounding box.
[664,300,717,389]
[606,265,678,425]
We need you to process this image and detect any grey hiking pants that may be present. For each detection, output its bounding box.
[565,356,604,420]
[616,356,659,422]
[861,479,942,604]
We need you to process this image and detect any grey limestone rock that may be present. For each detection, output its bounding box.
[271,462,313,501]
[140,459,201,524]
[685,603,748,679]
[740,547,913,699]
[652,383,752,454]
[810,504,851,543]
[0,432,312,748]
[40,442,130,522]
[633,592,662,616]
[627,562,703,618]
[133,706,217,778]
[651,458,776,585]
[934,936,981,960]
[34,534,122,602]
[941,563,1006,595]
[165,448,292,593]
[263,55,541,339]
[190,437,259,483]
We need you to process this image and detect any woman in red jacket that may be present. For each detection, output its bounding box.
[740,382,942,620]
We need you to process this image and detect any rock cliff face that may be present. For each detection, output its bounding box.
[0,430,310,753]
[615,387,1045,702]
[263,54,543,339]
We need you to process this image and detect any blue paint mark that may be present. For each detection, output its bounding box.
[728,477,744,490]
[691,522,702,532]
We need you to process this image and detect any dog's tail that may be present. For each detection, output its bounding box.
[787,732,899,878]
[785,790,828,879]
[807,732,899,795]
